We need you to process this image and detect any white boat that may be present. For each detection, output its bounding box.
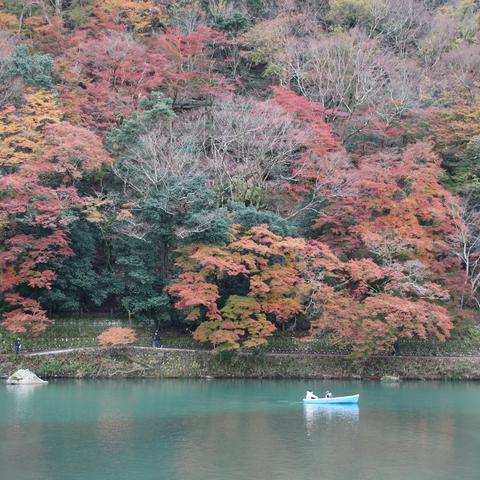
[303,394,359,405]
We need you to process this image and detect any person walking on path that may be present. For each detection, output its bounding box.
[153,330,161,348]
[14,338,21,355]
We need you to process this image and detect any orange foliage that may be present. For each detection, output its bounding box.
[0,11,18,31]
[98,327,138,346]
[304,241,453,356]
[167,225,309,350]
[310,287,451,357]
[168,225,453,354]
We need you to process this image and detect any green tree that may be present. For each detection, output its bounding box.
[227,202,296,237]
[12,45,54,89]
[39,222,122,315]
[105,92,175,154]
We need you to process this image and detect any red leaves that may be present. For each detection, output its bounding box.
[168,221,453,354]
[315,143,459,269]
[73,31,166,129]
[42,123,112,176]
[0,91,111,334]
[306,249,454,356]
[191,246,249,276]
[60,26,230,131]
[0,294,52,334]
[271,91,460,308]
[167,272,221,321]
[150,26,232,99]
[310,288,452,356]
[271,88,355,215]
[0,231,73,293]
[168,225,308,350]
[273,87,340,156]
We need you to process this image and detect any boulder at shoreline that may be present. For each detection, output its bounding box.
[6,369,48,385]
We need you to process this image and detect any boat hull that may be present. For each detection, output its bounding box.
[302,394,359,405]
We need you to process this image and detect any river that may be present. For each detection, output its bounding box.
[0,379,479,480]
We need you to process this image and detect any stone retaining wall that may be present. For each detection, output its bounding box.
[1,347,480,380]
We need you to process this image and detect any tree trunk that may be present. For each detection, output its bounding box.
[54,0,62,16]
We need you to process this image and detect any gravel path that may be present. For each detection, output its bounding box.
[25,346,202,356]
[19,346,480,359]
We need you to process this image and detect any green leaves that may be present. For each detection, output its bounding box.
[105,92,175,154]
[12,45,54,89]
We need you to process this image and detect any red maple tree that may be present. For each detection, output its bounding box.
[167,224,453,355]
[167,225,309,350]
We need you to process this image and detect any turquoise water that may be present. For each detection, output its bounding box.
[0,379,479,480]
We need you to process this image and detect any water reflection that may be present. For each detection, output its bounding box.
[304,404,359,433]
[5,384,47,397]
[5,384,47,416]
[6,384,49,421]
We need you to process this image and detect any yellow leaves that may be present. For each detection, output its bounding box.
[191,296,276,350]
[0,12,18,31]
[329,0,382,28]
[103,0,166,34]
[84,197,110,223]
[241,15,291,66]
[0,89,61,167]
[221,295,261,320]
[1,90,110,186]
[432,107,480,151]
[186,307,201,321]
[21,89,62,126]
[242,337,268,349]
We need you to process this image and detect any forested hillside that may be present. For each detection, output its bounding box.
[1,0,480,355]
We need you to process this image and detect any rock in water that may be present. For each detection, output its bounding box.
[6,369,48,385]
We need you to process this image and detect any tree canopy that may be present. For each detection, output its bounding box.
[1,0,479,355]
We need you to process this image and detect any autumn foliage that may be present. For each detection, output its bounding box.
[315,143,457,256]
[1,0,477,357]
[98,327,137,347]
[60,25,229,131]
[305,243,453,356]
[0,90,110,333]
[167,225,308,349]
[168,225,453,354]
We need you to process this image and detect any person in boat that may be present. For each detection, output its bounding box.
[324,390,333,398]
[305,391,319,400]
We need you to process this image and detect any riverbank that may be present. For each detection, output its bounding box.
[1,347,480,380]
